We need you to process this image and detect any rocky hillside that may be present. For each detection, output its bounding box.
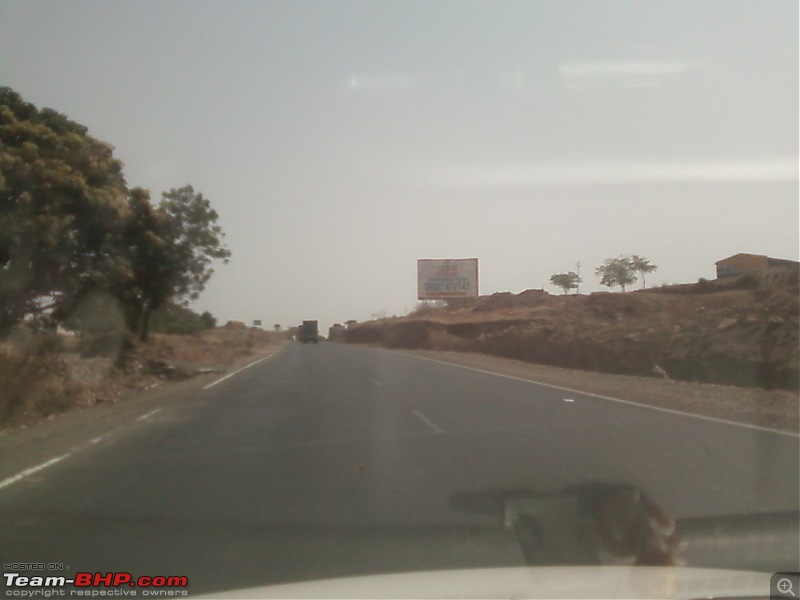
[345,278,799,390]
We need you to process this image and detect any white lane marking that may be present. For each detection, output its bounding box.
[203,354,274,389]
[136,408,162,422]
[412,409,443,434]
[400,353,800,438]
[0,454,71,491]
[1,403,166,493]
[564,398,575,403]
[0,352,295,493]
[370,378,382,387]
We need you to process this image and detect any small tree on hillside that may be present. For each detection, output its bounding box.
[630,255,658,289]
[596,257,637,292]
[550,272,581,295]
[200,311,216,329]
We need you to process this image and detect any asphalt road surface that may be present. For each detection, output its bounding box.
[1,343,798,595]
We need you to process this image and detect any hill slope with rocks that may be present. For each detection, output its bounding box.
[346,277,798,391]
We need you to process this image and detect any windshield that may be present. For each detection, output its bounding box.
[1,1,798,598]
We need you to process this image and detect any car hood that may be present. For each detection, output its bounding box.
[199,566,772,599]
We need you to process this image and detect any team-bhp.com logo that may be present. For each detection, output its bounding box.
[4,571,189,597]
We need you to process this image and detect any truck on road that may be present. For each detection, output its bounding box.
[298,320,319,343]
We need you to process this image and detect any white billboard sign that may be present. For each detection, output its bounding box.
[417,258,479,300]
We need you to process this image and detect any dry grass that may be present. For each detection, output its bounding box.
[0,328,290,430]
[0,347,81,427]
[137,328,286,369]
[347,286,800,390]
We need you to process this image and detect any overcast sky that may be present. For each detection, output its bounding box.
[1,0,797,331]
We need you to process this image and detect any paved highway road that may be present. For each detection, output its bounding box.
[1,343,798,595]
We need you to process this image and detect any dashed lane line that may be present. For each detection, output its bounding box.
[412,409,443,434]
[2,406,172,492]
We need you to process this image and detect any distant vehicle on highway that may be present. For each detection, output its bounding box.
[298,320,319,344]
[328,323,346,341]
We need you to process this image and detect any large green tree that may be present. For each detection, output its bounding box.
[596,256,637,292]
[1,88,230,341]
[0,87,128,335]
[121,185,230,341]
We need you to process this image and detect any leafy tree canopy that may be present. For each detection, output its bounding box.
[550,271,581,295]
[630,255,658,289]
[121,185,231,340]
[0,86,128,335]
[596,256,637,292]
[1,88,230,342]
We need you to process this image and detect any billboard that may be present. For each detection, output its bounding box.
[417,258,479,300]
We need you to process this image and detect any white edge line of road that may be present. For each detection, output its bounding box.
[0,454,71,491]
[400,352,800,438]
[0,406,162,492]
[136,408,162,422]
[203,350,281,389]
[0,348,286,493]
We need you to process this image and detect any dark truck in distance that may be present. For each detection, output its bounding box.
[298,320,319,343]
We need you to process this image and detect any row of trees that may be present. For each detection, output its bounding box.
[550,256,657,294]
[0,87,230,341]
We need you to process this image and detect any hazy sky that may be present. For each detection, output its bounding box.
[1,1,797,331]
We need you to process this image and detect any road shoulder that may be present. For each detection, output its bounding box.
[396,348,799,434]
[0,342,288,486]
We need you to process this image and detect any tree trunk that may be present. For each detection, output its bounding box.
[139,303,154,342]
[123,302,143,337]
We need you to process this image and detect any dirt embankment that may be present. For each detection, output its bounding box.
[0,327,288,429]
[346,282,799,391]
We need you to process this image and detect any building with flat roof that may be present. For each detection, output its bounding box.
[715,253,799,281]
